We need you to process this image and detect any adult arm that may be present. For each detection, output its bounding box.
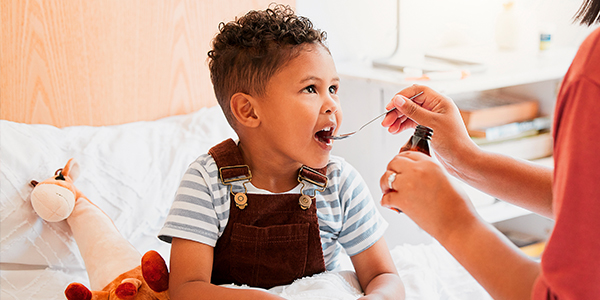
[381,152,540,300]
[382,85,553,218]
[169,237,285,300]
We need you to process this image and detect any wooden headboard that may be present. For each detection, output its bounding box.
[1,0,294,127]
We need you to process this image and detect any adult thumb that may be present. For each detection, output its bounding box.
[394,94,431,125]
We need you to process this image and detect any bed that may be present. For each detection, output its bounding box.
[1,1,492,299]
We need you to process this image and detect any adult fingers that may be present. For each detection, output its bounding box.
[391,94,434,128]
[387,115,410,135]
[387,151,429,168]
[381,109,401,128]
[380,191,402,212]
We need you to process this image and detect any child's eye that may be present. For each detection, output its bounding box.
[303,85,317,94]
[329,85,338,94]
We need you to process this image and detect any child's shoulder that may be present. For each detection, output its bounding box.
[324,155,364,187]
[326,155,345,169]
[325,155,356,175]
[183,153,220,184]
[190,152,218,171]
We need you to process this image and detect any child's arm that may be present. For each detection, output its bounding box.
[351,237,405,300]
[169,237,285,300]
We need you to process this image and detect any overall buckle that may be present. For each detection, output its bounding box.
[297,166,328,210]
[219,165,252,210]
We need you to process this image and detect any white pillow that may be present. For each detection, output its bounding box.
[0,106,236,271]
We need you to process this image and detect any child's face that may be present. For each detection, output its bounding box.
[255,44,342,169]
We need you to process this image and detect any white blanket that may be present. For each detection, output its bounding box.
[224,271,363,300]
[1,242,491,300]
[1,106,490,299]
[248,242,491,300]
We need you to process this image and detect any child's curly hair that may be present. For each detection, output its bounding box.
[208,4,328,127]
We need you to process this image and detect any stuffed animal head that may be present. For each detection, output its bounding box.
[64,250,170,300]
[30,158,81,222]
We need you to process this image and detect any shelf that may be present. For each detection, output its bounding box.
[477,201,533,224]
[337,47,577,95]
[334,49,562,238]
[458,177,535,224]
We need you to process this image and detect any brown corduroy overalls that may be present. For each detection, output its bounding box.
[208,139,327,289]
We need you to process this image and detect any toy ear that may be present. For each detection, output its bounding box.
[141,250,169,292]
[65,283,92,300]
[63,158,81,181]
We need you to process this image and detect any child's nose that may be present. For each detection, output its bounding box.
[322,96,339,114]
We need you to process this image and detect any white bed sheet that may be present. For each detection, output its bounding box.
[0,106,490,299]
[1,243,491,300]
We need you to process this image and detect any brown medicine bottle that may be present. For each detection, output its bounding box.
[390,125,433,213]
[399,125,433,156]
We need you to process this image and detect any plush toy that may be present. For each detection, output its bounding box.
[30,158,170,300]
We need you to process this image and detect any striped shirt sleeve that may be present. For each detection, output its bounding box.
[158,155,229,247]
[334,158,388,256]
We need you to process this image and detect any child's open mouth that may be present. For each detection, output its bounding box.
[315,127,334,145]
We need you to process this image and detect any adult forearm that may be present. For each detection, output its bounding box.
[440,214,540,300]
[454,148,553,218]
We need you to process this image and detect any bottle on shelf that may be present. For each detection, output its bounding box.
[495,1,523,51]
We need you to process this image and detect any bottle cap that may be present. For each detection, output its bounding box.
[415,125,433,140]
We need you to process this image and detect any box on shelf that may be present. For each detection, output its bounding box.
[456,92,540,131]
[468,116,552,141]
[476,130,553,160]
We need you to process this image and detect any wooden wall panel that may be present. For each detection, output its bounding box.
[1,0,294,127]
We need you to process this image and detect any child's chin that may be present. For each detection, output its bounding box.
[307,156,330,170]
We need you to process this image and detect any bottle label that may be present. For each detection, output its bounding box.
[540,33,552,51]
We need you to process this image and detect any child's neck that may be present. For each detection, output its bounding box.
[237,140,301,193]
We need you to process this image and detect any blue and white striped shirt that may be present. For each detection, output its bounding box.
[159,154,387,271]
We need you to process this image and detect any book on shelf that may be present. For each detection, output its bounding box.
[475,130,553,160]
[469,116,552,141]
[455,92,539,130]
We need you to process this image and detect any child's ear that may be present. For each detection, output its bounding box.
[230,92,260,128]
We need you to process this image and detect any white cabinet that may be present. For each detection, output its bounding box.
[332,48,574,247]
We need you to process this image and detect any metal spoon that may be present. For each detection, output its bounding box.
[326,91,424,140]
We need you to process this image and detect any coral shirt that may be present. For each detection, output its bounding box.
[533,27,600,299]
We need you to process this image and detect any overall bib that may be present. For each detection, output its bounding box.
[208,139,327,289]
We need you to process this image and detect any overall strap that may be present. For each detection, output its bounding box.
[208,139,251,183]
[298,165,328,191]
[208,138,329,192]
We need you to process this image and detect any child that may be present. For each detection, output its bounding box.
[159,4,404,299]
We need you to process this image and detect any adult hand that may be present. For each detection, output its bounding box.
[380,151,476,241]
[381,85,478,179]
